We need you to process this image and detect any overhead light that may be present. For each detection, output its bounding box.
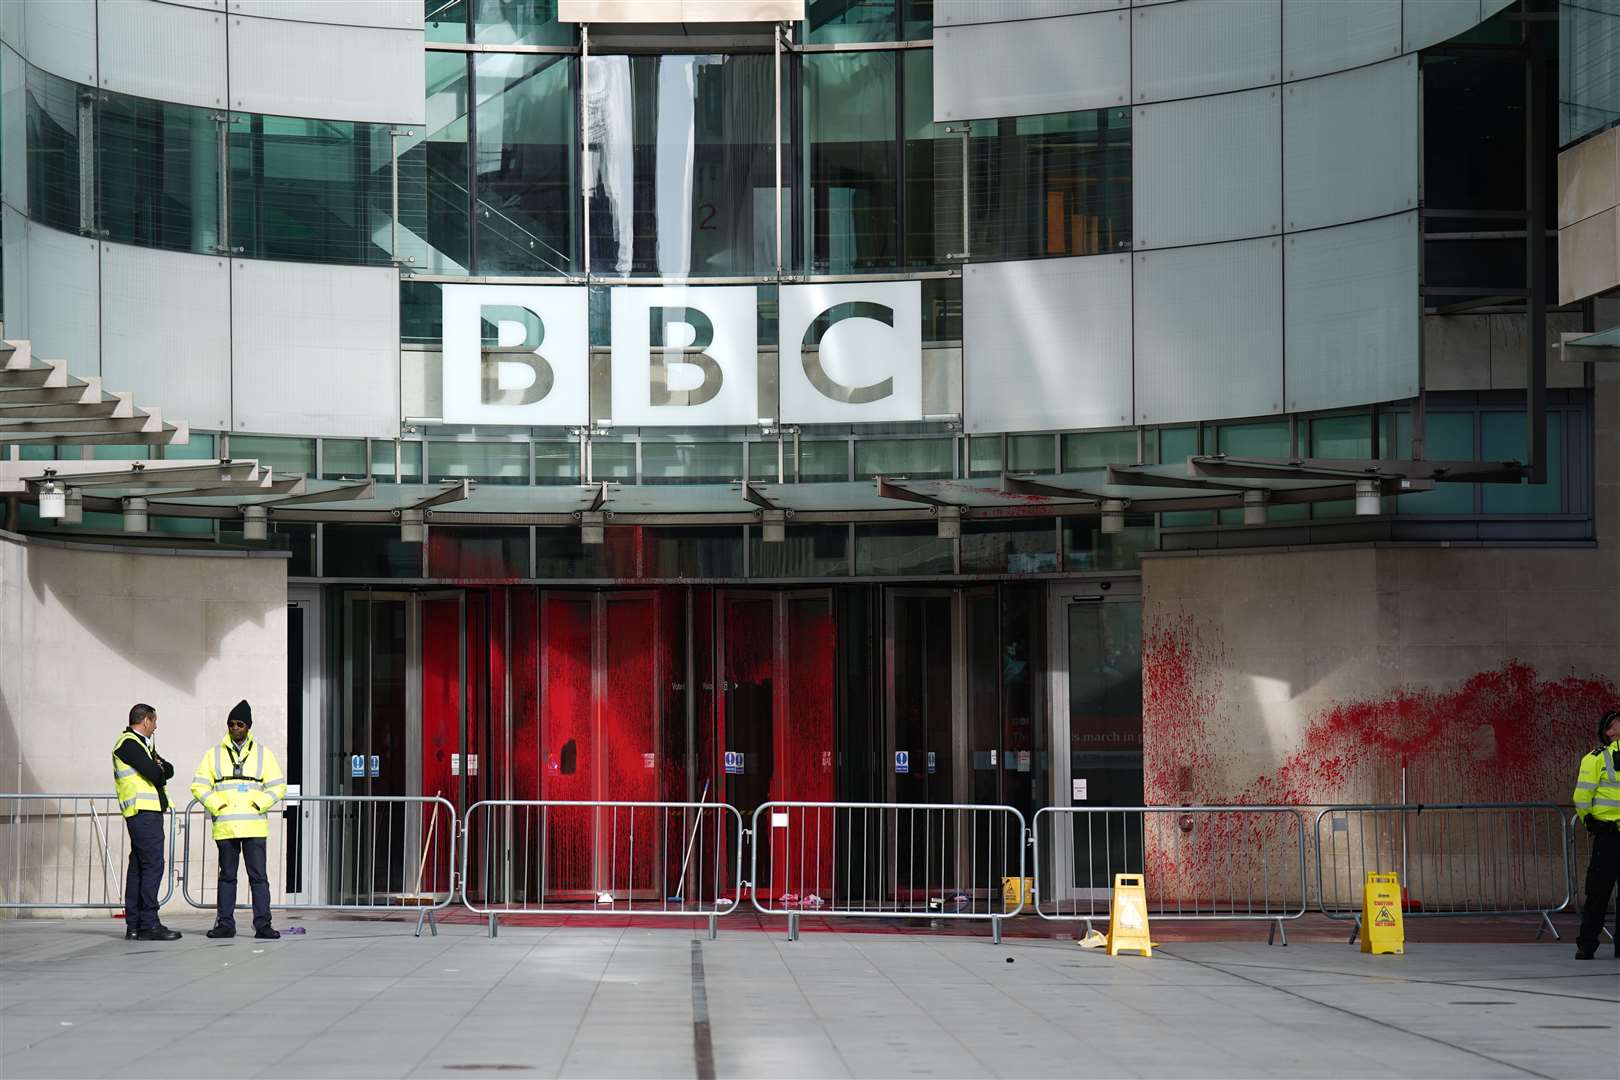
[1242,489,1267,526]
[242,505,268,542]
[761,508,786,543]
[62,489,82,525]
[580,510,605,545]
[37,473,65,520]
[123,497,149,534]
[936,504,962,539]
[400,508,425,543]
[1100,499,1125,535]
[1355,479,1381,516]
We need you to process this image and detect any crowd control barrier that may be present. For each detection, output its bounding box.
[1567,812,1618,943]
[182,794,459,936]
[1315,803,1571,940]
[749,802,1027,942]
[1031,807,1308,944]
[460,800,745,938]
[1,794,176,911]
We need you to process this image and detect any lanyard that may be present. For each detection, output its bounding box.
[228,739,252,778]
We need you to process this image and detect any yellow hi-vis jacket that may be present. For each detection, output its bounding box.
[190,735,286,840]
[1573,738,1620,826]
[112,730,163,818]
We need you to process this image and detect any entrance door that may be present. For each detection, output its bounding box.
[284,590,322,904]
[1047,581,1144,900]
[885,589,962,897]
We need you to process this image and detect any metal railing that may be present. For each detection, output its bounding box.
[181,795,459,935]
[1315,803,1571,940]
[1,794,177,911]
[461,800,745,938]
[749,802,1027,942]
[1031,807,1308,944]
[1568,811,1618,942]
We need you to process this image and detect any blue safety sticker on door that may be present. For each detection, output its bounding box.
[724,750,744,775]
[926,751,936,775]
[894,750,909,774]
[368,754,380,778]
[350,754,365,778]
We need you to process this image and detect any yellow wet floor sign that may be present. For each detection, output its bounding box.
[1361,871,1405,955]
[1107,873,1152,957]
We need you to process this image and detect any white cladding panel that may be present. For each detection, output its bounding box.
[778,281,923,425]
[936,0,1124,26]
[1131,0,1280,104]
[17,0,96,85]
[2,45,26,214]
[1404,0,1483,52]
[23,218,101,372]
[933,10,1129,121]
[1132,86,1281,249]
[231,260,400,438]
[96,0,227,110]
[100,243,232,430]
[1281,0,1400,82]
[963,254,1133,434]
[1,205,28,339]
[1284,57,1417,232]
[1134,237,1282,424]
[1284,211,1419,413]
[232,1,423,29]
[1482,0,1514,16]
[559,1,803,20]
[609,286,760,427]
[228,17,424,124]
[440,285,590,427]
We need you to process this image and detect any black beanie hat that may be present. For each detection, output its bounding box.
[1602,710,1620,745]
[228,700,253,729]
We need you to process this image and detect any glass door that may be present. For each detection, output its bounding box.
[885,588,962,897]
[283,590,321,904]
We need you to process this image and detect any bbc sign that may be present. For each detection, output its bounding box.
[441,282,923,427]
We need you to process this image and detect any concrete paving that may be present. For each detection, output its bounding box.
[1,914,1615,1079]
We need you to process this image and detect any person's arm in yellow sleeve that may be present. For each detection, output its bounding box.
[191,749,228,816]
[1572,752,1599,822]
[251,747,286,814]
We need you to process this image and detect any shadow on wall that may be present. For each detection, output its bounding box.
[1142,613,1620,807]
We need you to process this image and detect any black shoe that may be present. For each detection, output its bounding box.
[124,926,137,940]
[254,927,281,940]
[206,926,235,939]
[135,927,182,941]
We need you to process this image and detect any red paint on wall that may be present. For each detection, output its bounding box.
[603,595,658,891]
[541,594,593,892]
[420,597,462,892]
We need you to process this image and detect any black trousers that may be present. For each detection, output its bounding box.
[1577,827,1620,952]
[215,837,273,932]
[123,810,165,931]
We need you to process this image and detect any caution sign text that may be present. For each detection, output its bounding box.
[1360,872,1405,955]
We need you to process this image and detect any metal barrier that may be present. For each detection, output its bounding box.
[1031,807,1307,944]
[1568,811,1618,943]
[460,800,745,939]
[749,802,1027,942]
[1315,803,1571,940]
[182,794,459,936]
[1,794,176,911]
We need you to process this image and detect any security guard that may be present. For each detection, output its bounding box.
[113,703,181,941]
[190,700,286,939]
[1573,708,1620,959]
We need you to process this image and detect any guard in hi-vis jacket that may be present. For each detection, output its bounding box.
[190,700,286,939]
[113,703,181,941]
[1573,709,1620,959]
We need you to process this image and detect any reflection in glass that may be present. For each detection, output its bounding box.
[961,520,1057,574]
[807,0,898,43]
[98,94,218,253]
[1481,411,1563,514]
[855,523,951,574]
[1395,411,1475,514]
[902,50,962,266]
[805,51,898,272]
[749,524,850,576]
[854,437,953,479]
[1067,599,1142,879]
[640,441,743,484]
[588,55,780,276]
[1064,516,1155,571]
[400,53,471,273]
[430,441,529,484]
[426,0,470,43]
[24,64,80,233]
[1062,429,1137,471]
[475,0,574,46]
[475,54,575,273]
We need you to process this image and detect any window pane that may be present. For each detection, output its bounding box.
[902,49,961,266]
[750,524,849,576]
[474,0,573,46]
[1156,426,1198,464]
[641,442,743,485]
[807,0,897,43]
[644,526,743,577]
[800,439,850,481]
[1008,434,1055,474]
[961,520,1058,573]
[968,436,1001,477]
[854,437,953,479]
[590,440,635,482]
[1310,414,1372,458]
[1063,430,1137,470]
[230,114,395,264]
[1395,411,1474,514]
[426,0,469,43]
[1482,411,1562,514]
[25,64,80,232]
[806,52,898,273]
[399,53,471,274]
[855,523,952,574]
[98,93,218,253]
[1064,516,1155,570]
[474,53,575,274]
[1221,420,1289,458]
[164,434,217,460]
[430,441,528,484]
[748,441,782,481]
[534,525,637,577]
[428,526,528,577]
[323,439,368,479]
[903,0,932,39]
[588,55,779,276]
[324,524,422,577]
[534,440,579,485]
[231,435,315,475]
[371,441,424,483]
[969,108,1131,260]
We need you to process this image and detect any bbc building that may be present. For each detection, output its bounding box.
[0,0,1615,906]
